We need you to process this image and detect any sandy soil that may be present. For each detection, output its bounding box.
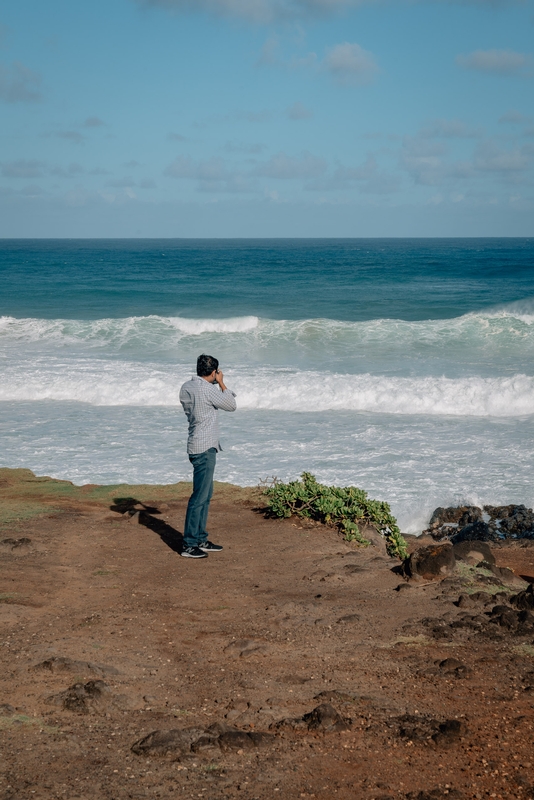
[1,469,534,800]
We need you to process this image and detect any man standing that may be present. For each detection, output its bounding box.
[179,354,237,559]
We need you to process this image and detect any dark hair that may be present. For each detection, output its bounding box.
[197,354,219,377]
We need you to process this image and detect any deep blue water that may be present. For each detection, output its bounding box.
[1,238,533,321]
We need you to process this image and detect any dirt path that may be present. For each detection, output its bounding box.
[1,470,533,800]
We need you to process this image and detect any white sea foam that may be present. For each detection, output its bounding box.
[1,359,533,417]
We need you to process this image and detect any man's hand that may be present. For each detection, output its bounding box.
[215,370,227,392]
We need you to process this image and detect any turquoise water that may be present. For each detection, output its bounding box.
[1,238,534,532]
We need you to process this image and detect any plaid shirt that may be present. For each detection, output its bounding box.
[179,375,237,454]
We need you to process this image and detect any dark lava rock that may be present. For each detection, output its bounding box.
[453,540,495,565]
[0,537,32,550]
[397,714,466,747]
[429,506,481,527]
[272,702,349,733]
[314,690,357,703]
[32,656,119,676]
[336,613,361,624]
[132,722,273,757]
[404,542,455,581]
[485,504,534,538]
[132,727,206,757]
[303,703,350,732]
[405,789,464,800]
[451,521,499,544]
[437,658,470,677]
[46,680,111,714]
[510,583,534,611]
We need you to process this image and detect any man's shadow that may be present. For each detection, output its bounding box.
[110,497,184,554]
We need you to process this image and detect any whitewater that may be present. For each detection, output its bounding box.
[1,238,533,533]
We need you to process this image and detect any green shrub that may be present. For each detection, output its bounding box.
[264,472,407,560]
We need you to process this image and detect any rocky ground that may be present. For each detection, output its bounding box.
[1,468,534,800]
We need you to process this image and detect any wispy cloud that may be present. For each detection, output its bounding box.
[473,140,531,172]
[50,162,85,178]
[1,159,44,178]
[83,116,105,127]
[168,132,188,141]
[420,118,482,138]
[285,101,313,120]
[135,0,524,24]
[164,155,257,192]
[55,130,86,144]
[0,61,41,103]
[254,150,327,178]
[136,0,364,25]
[322,42,378,85]
[224,140,266,154]
[499,109,532,124]
[456,49,532,75]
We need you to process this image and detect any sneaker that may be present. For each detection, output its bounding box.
[199,540,223,552]
[181,546,208,559]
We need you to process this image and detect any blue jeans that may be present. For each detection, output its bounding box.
[183,448,217,548]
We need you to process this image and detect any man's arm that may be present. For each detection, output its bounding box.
[209,370,237,411]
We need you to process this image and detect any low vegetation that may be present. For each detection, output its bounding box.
[264,472,408,559]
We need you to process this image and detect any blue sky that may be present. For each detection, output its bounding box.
[1,0,533,236]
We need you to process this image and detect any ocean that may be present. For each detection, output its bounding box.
[1,238,534,533]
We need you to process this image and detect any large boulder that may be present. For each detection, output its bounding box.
[404,542,455,581]
[452,540,495,565]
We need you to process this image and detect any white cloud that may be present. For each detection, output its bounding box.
[1,159,44,178]
[224,141,266,154]
[0,61,41,103]
[420,118,481,138]
[322,42,378,85]
[499,110,532,124]
[50,162,85,178]
[84,116,104,127]
[285,101,313,120]
[136,0,366,24]
[255,150,326,178]
[136,0,524,24]
[107,176,136,188]
[308,155,400,193]
[473,141,531,172]
[456,49,532,75]
[164,155,256,191]
[55,131,86,144]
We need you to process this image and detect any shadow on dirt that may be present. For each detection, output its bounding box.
[111,497,183,555]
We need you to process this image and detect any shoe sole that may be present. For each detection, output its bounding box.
[199,547,223,552]
[180,552,208,558]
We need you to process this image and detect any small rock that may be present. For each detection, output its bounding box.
[404,542,455,581]
[405,789,464,800]
[32,656,119,676]
[132,727,206,757]
[224,639,268,658]
[46,680,111,714]
[0,703,16,715]
[313,690,357,704]
[437,658,470,677]
[302,703,350,732]
[336,613,361,624]
[510,583,534,611]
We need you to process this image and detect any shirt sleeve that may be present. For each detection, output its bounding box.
[209,386,237,411]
